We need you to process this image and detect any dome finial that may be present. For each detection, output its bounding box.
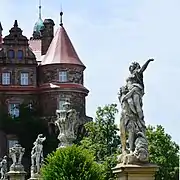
[60,5,63,26]
[39,0,42,19]
[14,20,18,27]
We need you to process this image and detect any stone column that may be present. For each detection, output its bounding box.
[7,144,26,180]
[112,163,158,180]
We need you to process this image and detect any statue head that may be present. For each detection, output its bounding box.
[36,134,46,144]
[3,156,7,160]
[129,62,141,73]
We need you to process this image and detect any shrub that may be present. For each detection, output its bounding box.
[41,145,104,180]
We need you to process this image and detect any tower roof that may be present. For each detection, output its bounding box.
[32,0,44,39]
[41,12,85,67]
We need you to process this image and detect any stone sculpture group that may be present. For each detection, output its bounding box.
[55,102,79,148]
[117,59,154,164]
[0,59,155,179]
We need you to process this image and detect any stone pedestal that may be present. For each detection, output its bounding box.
[28,173,42,180]
[7,170,26,180]
[112,163,158,180]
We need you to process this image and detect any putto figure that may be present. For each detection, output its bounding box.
[30,134,46,178]
[118,59,154,164]
[55,102,79,148]
[0,156,7,180]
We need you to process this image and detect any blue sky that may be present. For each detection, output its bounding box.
[0,0,180,143]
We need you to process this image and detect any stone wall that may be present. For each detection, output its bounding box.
[39,91,86,117]
[38,64,84,85]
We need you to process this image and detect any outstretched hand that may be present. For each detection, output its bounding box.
[148,58,154,62]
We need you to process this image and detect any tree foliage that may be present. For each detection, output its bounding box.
[80,104,120,180]
[146,125,179,180]
[41,145,104,180]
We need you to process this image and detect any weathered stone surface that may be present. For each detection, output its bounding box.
[118,59,154,165]
[39,91,86,117]
[38,64,84,85]
[7,144,27,180]
[112,163,158,180]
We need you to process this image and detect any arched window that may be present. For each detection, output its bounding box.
[8,50,15,59]
[17,50,23,60]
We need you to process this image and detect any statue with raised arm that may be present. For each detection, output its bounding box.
[30,134,46,178]
[117,59,154,164]
[9,144,25,171]
[0,156,7,180]
[55,102,79,148]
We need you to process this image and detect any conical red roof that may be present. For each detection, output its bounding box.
[41,25,85,67]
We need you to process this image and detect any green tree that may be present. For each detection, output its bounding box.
[146,125,179,180]
[80,104,120,179]
[41,145,104,180]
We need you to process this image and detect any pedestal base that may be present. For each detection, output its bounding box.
[7,170,26,180]
[28,173,42,180]
[112,163,158,180]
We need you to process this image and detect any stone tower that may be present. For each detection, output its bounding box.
[38,12,92,125]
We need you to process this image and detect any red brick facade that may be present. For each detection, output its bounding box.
[0,18,92,157]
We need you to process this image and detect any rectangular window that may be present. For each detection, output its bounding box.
[8,139,19,153]
[8,103,20,118]
[58,98,70,110]
[20,73,29,85]
[59,71,67,82]
[2,72,10,85]
[8,139,19,149]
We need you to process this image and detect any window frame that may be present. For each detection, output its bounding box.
[20,72,29,86]
[17,50,23,60]
[8,103,20,118]
[59,71,68,82]
[8,50,15,59]
[2,72,11,85]
[7,136,19,153]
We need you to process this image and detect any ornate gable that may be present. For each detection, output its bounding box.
[0,20,37,65]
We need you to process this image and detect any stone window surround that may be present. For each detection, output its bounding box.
[17,50,23,60]
[8,103,20,118]
[6,134,19,153]
[58,70,68,82]
[20,72,29,86]
[1,71,11,85]
[8,49,15,59]
[7,98,23,118]
[7,49,24,59]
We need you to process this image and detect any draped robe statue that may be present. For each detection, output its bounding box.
[118,59,154,164]
[30,134,46,178]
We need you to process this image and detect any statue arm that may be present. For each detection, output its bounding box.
[139,59,154,74]
[122,88,136,102]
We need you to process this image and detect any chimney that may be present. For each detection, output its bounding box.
[41,19,55,55]
[0,22,3,48]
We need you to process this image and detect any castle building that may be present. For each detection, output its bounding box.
[0,4,92,157]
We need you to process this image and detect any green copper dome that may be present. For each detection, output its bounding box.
[33,18,44,35]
